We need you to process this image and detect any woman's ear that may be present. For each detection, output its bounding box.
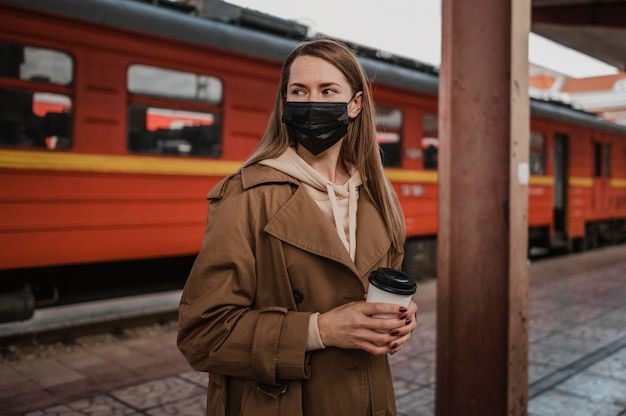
[348,91,363,118]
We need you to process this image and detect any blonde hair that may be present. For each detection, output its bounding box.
[244,39,406,253]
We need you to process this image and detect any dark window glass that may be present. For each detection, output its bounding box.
[0,90,72,149]
[422,113,438,170]
[127,64,223,157]
[602,144,611,177]
[529,131,545,175]
[376,107,403,167]
[594,142,611,178]
[127,105,221,157]
[0,41,73,150]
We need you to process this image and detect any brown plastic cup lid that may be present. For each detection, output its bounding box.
[368,268,416,296]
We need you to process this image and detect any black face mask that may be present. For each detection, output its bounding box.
[282,101,351,155]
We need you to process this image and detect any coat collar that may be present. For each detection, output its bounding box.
[207,164,297,200]
[240,164,299,189]
[240,164,391,281]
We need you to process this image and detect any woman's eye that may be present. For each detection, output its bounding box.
[322,88,336,95]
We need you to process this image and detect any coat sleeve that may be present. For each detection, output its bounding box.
[177,176,311,385]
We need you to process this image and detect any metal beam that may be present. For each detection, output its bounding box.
[532,23,626,70]
[436,0,530,414]
[530,0,626,69]
[533,3,626,27]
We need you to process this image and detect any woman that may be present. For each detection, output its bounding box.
[177,39,418,416]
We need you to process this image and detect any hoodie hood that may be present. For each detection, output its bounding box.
[259,147,362,261]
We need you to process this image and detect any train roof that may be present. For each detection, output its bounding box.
[4,0,439,94]
[530,98,626,135]
[4,0,626,136]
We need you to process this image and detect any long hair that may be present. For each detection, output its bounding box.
[244,39,406,253]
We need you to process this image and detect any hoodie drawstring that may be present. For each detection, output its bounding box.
[347,179,358,261]
[325,183,357,261]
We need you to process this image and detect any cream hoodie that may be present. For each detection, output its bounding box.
[259,147,363,350]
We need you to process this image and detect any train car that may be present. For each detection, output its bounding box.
[528,101,626,253]
[1,0,625,322]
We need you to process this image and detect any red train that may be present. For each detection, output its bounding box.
[1,0,625,321]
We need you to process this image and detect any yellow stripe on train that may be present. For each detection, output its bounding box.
[529,176,553,186]
[611,178,626,189]
[0,150,241,177]
[2,151,623,189]
[1,150,439,183]
[383,169,438,183]
[569,177,593,187]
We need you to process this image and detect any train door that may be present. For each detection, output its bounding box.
[553,134,568,241]
[592,141,611,213]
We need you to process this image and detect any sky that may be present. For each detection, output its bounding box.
[227,0,619,79]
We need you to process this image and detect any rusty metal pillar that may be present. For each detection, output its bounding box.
[435,0,530,415]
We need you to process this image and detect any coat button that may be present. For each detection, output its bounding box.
[293,289,304,304]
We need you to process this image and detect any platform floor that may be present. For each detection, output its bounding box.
[1,245,625,416]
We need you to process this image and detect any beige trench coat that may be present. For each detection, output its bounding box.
[177,164,403,416]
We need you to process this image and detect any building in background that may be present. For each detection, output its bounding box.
[530,64,626,125]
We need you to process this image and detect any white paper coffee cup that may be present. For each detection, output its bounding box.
[366,268,416,318]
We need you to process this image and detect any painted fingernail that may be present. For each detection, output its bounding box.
[391,343,398,350]
[390,329,400,335]
[400,314,408,320]
[399,307,408,313]
[405,319,412,326]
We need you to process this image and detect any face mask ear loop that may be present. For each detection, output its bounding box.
[347,91,362,105]
[347,91,362,120]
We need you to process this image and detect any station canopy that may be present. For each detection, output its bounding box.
[532,0,626,71]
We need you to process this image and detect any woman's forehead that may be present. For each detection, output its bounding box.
[288,55,349,86]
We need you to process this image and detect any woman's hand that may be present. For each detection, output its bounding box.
[317,300,418,356]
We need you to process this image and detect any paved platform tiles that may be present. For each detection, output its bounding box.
[1,245,624,416]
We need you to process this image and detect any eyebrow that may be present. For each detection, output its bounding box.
[288,82,341,89]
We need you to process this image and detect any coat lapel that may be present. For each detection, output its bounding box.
[242,164,393,281]
[353,189,392,278]
[264,184,392,282]
[264,185,356,272]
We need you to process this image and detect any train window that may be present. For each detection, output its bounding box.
[128,65,223,104]
[0,89,73,149]
[0,42,73,85]
[376,107,403,167]
[593,142,611,177]
[529,131,545,175]
[0,42,74,150]
[127,105,221,157]
[127,65,223,157]
[422,113,438,170]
